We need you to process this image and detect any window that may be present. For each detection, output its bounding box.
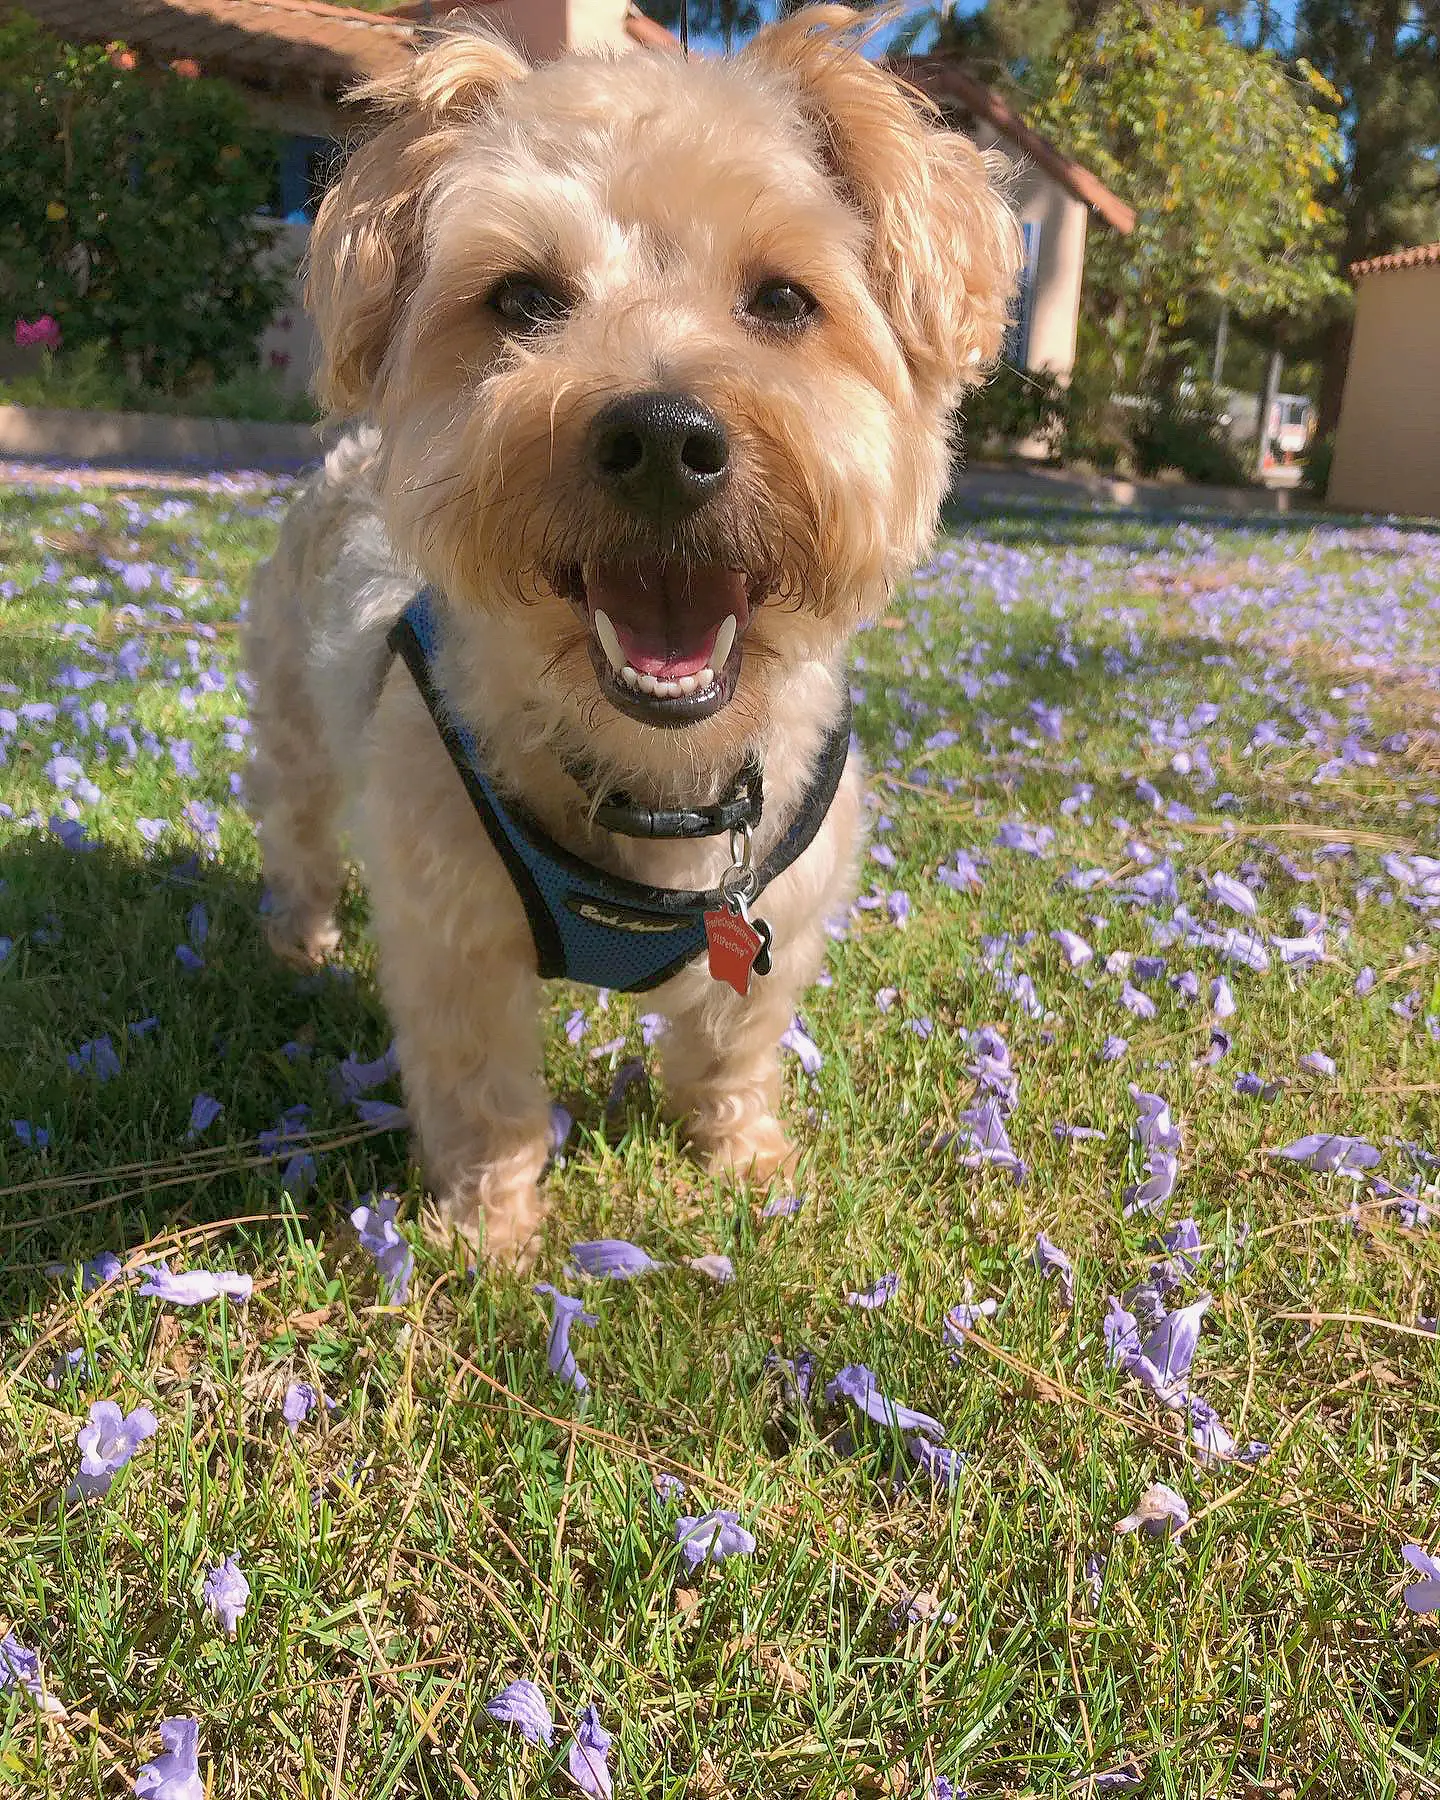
[1002,220,1041,369]
[269,135,339,224]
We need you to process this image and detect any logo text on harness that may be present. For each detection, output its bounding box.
[566,897,688,934]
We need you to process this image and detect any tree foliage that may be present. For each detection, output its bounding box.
[1030,0,1345,386]
[0,13,286,388]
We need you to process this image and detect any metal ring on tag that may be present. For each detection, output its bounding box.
[719,862,760,906]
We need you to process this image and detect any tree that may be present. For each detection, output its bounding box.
[0,14,286,388]
[1291,0,1440,431]
[1029,0,1345,392]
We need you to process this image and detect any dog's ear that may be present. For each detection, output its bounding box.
[743,6,1020,405]
[307,33,528,416]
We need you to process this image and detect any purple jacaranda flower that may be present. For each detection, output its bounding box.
[186,903,208,946]
[567,1704,614,1798]
[137,1261,252,1306]
[136,817,169,844]
[1135,1295,1211,1400]
[1273,930,1325,966]
[1152,1218,1204,1282]
[653,1471,686,1501]
[12,1117,50,1149]
[675,1509,757,1572]
[943,1297,998,1350]
[351,1194,414,1302]
[535,1284,597,1393]
[1209,975,1237,1019]
[887,889,911,927]
[353,1099,410,1130]
[1052,928,1093,968]
[1206,871,1258,918]
[995,819,1054,857]
[1355,966,1377,997]
[549,1103,574,1159]
[182,799,220,851]
[604,1056,646,1119]
[761,1190,804,1218]
[1272,1135,1380,1176]
[129,1017,160,1040]
[687,1253,734,1283]
[1130,1084,1181,1153]
[937,850,985,893]
[1032,1233,1075,1308]
[766,1347,817,1407]
[870,843,897,869]
[1123,1152,1178,1219]
[1186,1394,1236,1464]
[564,1008,587,1047]
[569,1239,661,1280]
[282,1381,320,1429]
[847,1272,899,1310]
[67,1399,159,1501]
[135,1717,203,1800]
[1113,1482,1188,1538]
[47,1249,122,1291]
[1133,956,1167,986]
[1100,1035,1129,1062]
[174,943,204,972]
[826,1364,945,1440]
[1120,982,1156,1020]
[910,1437,966,1490]
[946,1096,1027,1181]
[50,814,96,853]
[45,1346,90,1390]
[332,1042,400,1101]
[1054,1123,1107,1141]
[1300,1051,1337,1077]
[780,1018,823,1074]
[0,1632,62,1713]
[1402,1545,1440,1613]
[930,1780,962,1800]
[68,1035,121,1082]
[1091,1766,1144,1792]
[485,1679,555,1747]
[202,1556,249,1635]
[184,1093,222,1140]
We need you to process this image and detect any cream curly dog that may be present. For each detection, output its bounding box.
[242,7,1019,1262]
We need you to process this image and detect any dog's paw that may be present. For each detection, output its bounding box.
[695,1115,797,1187]
[424,1179,545,1272]
[265,910,341,971]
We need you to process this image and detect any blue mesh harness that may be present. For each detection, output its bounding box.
[385,589,851,994]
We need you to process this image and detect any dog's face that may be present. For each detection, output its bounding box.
[309,8,1019,774]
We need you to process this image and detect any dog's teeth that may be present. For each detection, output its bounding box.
[620,664,642,688]
[696,666,715,689]
[637,672,659,696]
[654,679,680,699]
[593,609,627,675]
[712,614,738,669]
[678,674,698,695]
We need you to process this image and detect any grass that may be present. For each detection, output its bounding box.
[0,345,318,425]
[2,475,1440,1798]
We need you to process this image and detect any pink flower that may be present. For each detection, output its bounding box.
[14,315,62,350]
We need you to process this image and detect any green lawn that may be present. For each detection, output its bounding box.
[2,476,1439,1798]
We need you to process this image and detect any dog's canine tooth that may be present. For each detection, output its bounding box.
[637,671,659,696]
[712,614,738,669]
[593,609,627,675]
[696,666,715,689]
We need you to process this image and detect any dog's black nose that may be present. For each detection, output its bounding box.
[588,392,730,520]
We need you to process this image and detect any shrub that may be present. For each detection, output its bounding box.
[0,14,287,390]
[959,364,1069,458]
[1130,387,1246,485]
[0,340,316,422]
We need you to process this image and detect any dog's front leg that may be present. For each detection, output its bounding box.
[363,691,553,1267]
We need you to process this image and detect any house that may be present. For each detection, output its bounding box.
[1327,243,1440,520]
[14,0,1133,404]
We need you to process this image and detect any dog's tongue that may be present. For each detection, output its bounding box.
[586,558,748,678]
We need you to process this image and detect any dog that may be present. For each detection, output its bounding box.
[242,5,1020,1263]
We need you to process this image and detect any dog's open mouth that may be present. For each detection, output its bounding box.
[566,557,752,727]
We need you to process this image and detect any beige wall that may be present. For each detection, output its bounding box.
[466,0,629,61]
[1329,264,1440,519]
[970,126,1088,380]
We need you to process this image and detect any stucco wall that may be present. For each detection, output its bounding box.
[1329,264,1440,519]
[970,126,1088,379]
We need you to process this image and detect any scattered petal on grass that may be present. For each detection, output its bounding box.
[569,1239,661,1280]
[202,1556,249,1635]
[1052,928,1093,968]
[137,1261,252,1307]
[1091,1765,1144,1793]
[761,1190,804,1218]
[351,1194,414,1302]
[1272,1134,1380,1176]
[1113,1482,1189,1538]
[0,1632,63,1712]
[653,1472,686,1501]
[943,1298,998,1349]
[47,1250,122,1292]
[67,1400,158,1501]
[1402,1545,1440,1613]
[910,1437,966,1490]
[282,1382,320,1429]
[1210,975,1237,1018]
[1032,1233,1075,1308]
[566,1704,614,1798]
[780,1018,823,1074]
[825,1363,946,1440]
[485,1679,555,1746]
[352,1098,410,1131]
[766,1347,816,1407]
[1300,1051,1337,1077]
[675,1509,757,1572]
[183,1093,222,1140]
[535,1285,598,1393]
[846,1272,899,1310]
[1206,871,1258,917]
[135,1717,204,1800]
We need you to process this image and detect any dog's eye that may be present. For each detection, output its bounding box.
[741,279,819,332]
[487,275,571,333]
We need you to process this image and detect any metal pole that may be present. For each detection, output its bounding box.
[1211,302,1230,388]
[1256,346,1283,477]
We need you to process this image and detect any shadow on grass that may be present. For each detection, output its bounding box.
[0,832,408,1312]
[940,488,1440,544]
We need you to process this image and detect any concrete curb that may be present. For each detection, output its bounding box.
[955,459,1302,515]
[0,404,321,472]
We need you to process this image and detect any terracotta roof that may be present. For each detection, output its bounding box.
[1350,242,1440,279]
[13,0,413,93]
[896,55,1135,234]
